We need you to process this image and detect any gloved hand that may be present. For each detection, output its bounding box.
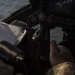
[50,40,75,66]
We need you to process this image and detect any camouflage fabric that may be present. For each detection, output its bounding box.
[46,62,75,75]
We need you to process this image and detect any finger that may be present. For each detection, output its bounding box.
[58,45,70,53]
[58,45,75,62]
[50,40,58,55]
[58,45,73,57]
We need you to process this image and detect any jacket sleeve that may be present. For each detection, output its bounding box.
[45,62,75,75]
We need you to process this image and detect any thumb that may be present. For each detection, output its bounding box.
[50,40,58,55]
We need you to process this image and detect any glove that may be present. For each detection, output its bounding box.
[50,40,75,66]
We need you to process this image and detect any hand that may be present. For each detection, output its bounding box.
[50,40,75,66]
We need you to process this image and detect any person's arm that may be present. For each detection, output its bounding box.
[46,40,75,75]
[46,62,75,75]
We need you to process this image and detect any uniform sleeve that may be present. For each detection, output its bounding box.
[46,62,75,75]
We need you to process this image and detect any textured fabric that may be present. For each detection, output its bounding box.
[46,62,75,75]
